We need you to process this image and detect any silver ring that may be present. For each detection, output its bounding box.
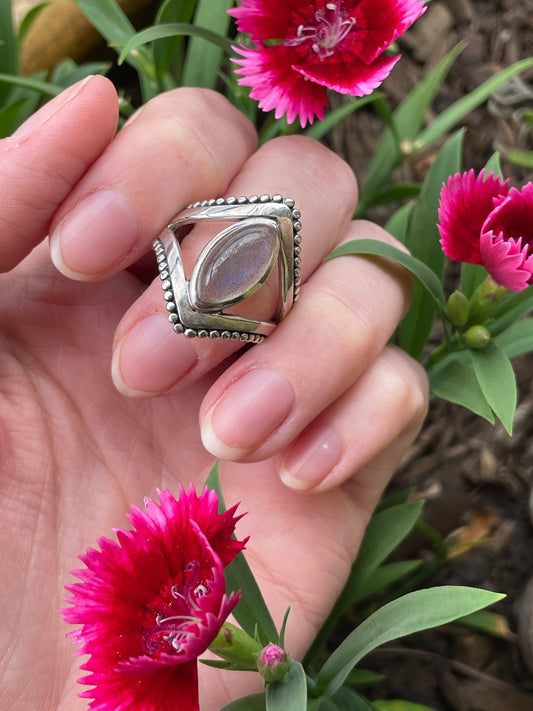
[152,194,302,342]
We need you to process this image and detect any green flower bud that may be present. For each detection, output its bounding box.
[257,644,291,683]
[468,276,507,325]
[209,622,262,672]
[446,290,470,327]
[464,324,491,350]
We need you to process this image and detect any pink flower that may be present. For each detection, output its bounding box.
[62,486,246,711]
[230,0,426,126]
[438,170,533,292]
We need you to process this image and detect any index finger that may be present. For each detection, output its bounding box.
[49,88,257,281]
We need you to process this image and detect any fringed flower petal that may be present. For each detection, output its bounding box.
[438,169,509,263]
[62,486,245,711]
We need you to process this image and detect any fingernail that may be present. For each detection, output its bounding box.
[51,189,139,278]
[11,76,94,140]
[280,423,342,490]
[112,314,198,396]
[201,369,295,459]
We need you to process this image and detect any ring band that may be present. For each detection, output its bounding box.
[152,194,302,342]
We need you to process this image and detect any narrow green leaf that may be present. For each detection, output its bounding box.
[118,24,233,66]
[347,560,422,606]
[0,0,18,104]
[484,152,504,177]
[344,669,386,686]
[266,662,307,711]
[494,318,533,358]
[327,239,447,315]
[351,502,424,579]
[359,43,465,214]
[204,463,279,645]
[399,130,464,358]
[373,701,438,711]
[0,73,61,97]
[455,610,512,639]
[470,344,517,435]
[305,93,385,140]
[414,57,533,153]
[505,148,533,170]
[489,288,533,337]
[153,0,197,81]
[18,3,49,45]
[317,587,505,698]
[0,99,28,138]
[375,488,415,513]
[429,354,494,422]
[369,184,421,210]
[182,0,233,89]
[460,263,488,298]
[220,693,267,711]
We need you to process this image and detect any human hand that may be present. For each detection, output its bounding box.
[0,76,428,710]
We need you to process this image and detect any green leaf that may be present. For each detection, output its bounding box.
[220,693,267,711]
[455,610,512,639]
[373,701,438,711]
[0,0,18,104]
[494,318,533,358]
[344,669,386,686]
[0,99,28,138]
[399,129,464,358]
[305,93,385,140]
[429,355,494,423]
[72,0,155,93]
[460,263,488,298]
[375,488,415,513]
[489,288,533,337]
[153,0,197,81]
[0,73,61,97]
[505,148,533,169]
[18,2,49,45]
[317,587,505,698]
[118,24,233,67]
[327,239,447,315]
[266,661,307,711]
[350,502,424,579]
[204,463,279,645]
[347,560,422,606]
[358,42,465,214]
[413,57,533,153]
[182,0,233,89]
[470,344,517,435]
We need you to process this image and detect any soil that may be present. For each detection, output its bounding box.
[328,1,533,708]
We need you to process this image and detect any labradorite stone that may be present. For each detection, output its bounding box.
[191,221,278,310]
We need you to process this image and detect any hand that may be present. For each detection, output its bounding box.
[0,76,428,711]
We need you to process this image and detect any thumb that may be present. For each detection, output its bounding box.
[0,75,118,272]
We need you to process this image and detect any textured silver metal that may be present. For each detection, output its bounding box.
[152,196,301,341]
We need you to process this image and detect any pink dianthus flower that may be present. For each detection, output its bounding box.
[438,169,533,292]
[62,486,246,711]
[230,0,426,126]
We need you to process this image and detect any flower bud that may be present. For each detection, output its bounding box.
[464,324,491,350]
[446,290,470,327]
[209,622,262,671]
[257,644,291,683]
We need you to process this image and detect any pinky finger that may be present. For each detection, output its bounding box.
[278,345,428,504]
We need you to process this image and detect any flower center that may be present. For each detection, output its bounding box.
[143,559,211,657]
[286,2,356,60]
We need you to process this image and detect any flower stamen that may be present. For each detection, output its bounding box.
[286,3,356,59]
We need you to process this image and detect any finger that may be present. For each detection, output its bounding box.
[111,136,358,396]
[48,88,257,280]
[0,76,118,272]
[199,220,413,461]
[278,345,428,495]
